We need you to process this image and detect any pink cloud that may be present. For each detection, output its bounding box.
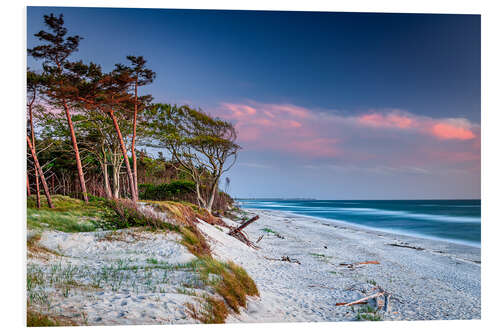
[356,111,477,141]
[212,101,480,164]
[213,101,339,158]
[358,112,415,129]
[220,103,256,118]
[431,122,476,140]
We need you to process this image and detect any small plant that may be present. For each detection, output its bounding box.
[355,305,382,321]
[261,228,276,234]
[309,252,332,262]
[146,258,159,265]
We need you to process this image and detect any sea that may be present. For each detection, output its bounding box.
[238,199,481,247]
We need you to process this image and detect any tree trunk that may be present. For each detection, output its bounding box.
[27,174,31,196]
[195,181,207,209]
[102,162,112,199]
[100,145,113,199]
[62,101,88,203]
[27,136,53,208]
[131,80,139,198]
[28,101,41,208]
[206,177,220,214]
[112,163,120,199]
[35,169,41,208]
[108,109,137,201]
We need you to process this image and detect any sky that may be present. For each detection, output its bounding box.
[27,7,481,199]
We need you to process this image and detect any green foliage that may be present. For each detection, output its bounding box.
[355,305,382,321]
[101,198,180,232]
[138,180,195,201]
[187,257,259,314]
[27,195,116,232]
[261,228,277,234]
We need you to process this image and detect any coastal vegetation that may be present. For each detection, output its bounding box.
[27,13,239,213]
[27,12,257,326]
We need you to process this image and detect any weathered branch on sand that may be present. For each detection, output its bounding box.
[338,260,380,269]
[336,286,391,311]
[231,230,259,249]
[264,256,301,264]
[227,215,260,249]
[336,292,384,307]
[229,215,259,235]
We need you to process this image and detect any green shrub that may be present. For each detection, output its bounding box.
[138,180,196,201]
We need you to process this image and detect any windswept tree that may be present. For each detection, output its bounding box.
[28,13,89,202]
[66,61,138,201]
[27,135,53,208]
[115,56,156,197]
[27,70,52,208]
[145,104,240,213]
[74,105,132,199]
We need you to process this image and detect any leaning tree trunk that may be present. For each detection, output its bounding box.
[108,108,137,202]
[206,177,220,214]
[131,81,139,198]
[34,169,41,208]
[26,174,31,196]
[62,101,88,203]
[27,136,53,208]
[28,101,41,208]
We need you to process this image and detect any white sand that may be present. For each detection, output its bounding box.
[222,209,481,322]
[27,206,480,325]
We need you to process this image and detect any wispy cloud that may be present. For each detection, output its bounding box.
[211,101,480,174]
[354,109,477,141]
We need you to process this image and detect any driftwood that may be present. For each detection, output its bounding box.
[264,256,301,264]
[335,301,368,306]
[336,286,391,312]
[338,260,380,269]
[256,234,264,243]
[229,215,259,235]
[227,215,260,249]
[387,243,424,251]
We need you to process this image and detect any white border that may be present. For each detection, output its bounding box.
[2,1,498,332]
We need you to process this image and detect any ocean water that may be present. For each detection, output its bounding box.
[238,199,481,247]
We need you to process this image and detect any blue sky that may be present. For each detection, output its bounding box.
[27,7,481,199]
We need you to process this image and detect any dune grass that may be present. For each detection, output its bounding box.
[186,256,259,318]
[27,195,118,232]
[27,195,259,324]
[27,309,78,327]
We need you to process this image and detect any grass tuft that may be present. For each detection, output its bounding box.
[355,305,382,321]
[187,257,259,314]
[27,309,76,327]
[186,295,229,324]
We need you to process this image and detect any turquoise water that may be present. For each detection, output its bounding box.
[238,199,481,247]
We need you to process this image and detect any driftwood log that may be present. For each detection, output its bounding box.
[336,286,391,312]
[264,256,301,264]
[229,215,259,235]
[338,260,380,269]
[228,215,260,249]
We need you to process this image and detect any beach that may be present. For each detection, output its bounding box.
[212,208,481,322]
[27,205,481,324]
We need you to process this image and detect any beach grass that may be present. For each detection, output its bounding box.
[27,195,260,324]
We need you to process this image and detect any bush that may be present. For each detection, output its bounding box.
[104,199,180,232]
[139,180,196,201]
